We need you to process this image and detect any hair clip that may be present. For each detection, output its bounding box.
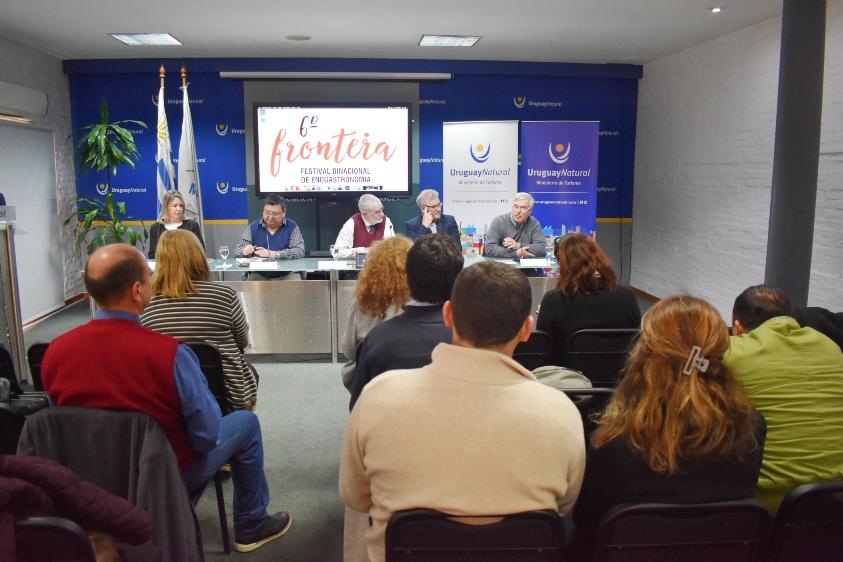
[683,345,709,375]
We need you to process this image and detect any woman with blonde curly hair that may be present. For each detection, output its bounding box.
[340,235,413,391]
[572,295,765,557]
[537,233,640,366]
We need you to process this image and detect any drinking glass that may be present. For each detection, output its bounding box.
[218,245,230,269]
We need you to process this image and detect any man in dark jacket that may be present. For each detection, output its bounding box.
[350,234,464,409]
[404,189,461,249]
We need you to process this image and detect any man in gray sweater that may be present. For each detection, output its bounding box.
[484,192,546,258]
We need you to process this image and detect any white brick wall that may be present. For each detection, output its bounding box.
[631,3,843,318]
[0,37,81,298]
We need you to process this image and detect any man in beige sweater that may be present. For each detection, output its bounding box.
[339,261,586,562]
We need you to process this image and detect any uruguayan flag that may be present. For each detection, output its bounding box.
[178,83,202,225]
[156,84,175,216]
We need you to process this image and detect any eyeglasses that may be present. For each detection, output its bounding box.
[423,203,442,209]
[263,211,283,217]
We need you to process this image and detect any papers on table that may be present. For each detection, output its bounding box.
[248,261,278,271]
[317,260,355,270]
[519,258,549,267]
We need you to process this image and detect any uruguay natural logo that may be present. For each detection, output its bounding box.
[216,181,229,194]
[96,182,108,195]
[469,143,491,164]
[216,123,229,136]
[548,142,571,164]
[514,96,526,109]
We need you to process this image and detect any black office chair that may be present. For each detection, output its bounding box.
[563,329,638,387]
[0,401,26,454]
[185,341,232,554]
[0,342,25,394]
[766,481,843,562]
[513,330,552,371]
[562,387,615,433]
[1,343,49,414]
[386,508,566,562]
[16,516,97,562]
[592,499,771,562]
[26,341,49,391]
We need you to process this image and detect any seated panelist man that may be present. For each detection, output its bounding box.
[237,194,305,280]
[333,193,395,259]
[340,261,585,562]
[484,192,546,259]
[41,244,292,553]
[403,189,461,249]
[237,194,305,260]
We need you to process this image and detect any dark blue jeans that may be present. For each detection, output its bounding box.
[183,410,270,536]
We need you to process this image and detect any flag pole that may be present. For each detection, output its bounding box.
[178,65,206,244]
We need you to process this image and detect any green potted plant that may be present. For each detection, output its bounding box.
[66,97,149,254]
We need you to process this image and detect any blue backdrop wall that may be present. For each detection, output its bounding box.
[65,58,640,252]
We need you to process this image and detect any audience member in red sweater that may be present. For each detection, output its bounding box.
[40,243,291,553]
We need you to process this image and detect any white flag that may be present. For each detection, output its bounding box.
[155,85,176,216]
[178,83,202,224]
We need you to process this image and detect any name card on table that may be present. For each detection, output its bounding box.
[520,258,549,267]
[317,260,355,270]
[249,261,278,271]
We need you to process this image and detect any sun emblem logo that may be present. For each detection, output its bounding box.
[216,123,229,136]
[470,143,491,163]
[548,142,571,164]
[514,96,526,108]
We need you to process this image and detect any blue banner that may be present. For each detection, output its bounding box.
[520,121,599,236]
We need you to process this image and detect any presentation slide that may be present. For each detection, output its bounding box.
[254,104,410,196]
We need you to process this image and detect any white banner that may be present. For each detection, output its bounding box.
[442,121,518,241]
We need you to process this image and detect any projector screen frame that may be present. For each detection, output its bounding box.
[252,101,413,200]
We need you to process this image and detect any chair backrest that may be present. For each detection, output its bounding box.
[593,499,771,562]
[15,516,96,562]
[185,341,231,415]
[0,343,24,394]
[562,387,615,434]
[767,481,843,562]
[26,342,49,391]
[563,329,638,387]
[386,508,565,562]
[513,330,552,371]
[17,406,202,562]
[0,402,26,454]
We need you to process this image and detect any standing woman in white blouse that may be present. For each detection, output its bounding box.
[148,190,205,259]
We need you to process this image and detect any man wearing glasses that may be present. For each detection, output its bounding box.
[333,193,395,259]
[404,189,461,249]
[484,192,546,259]
[236,194,305,279]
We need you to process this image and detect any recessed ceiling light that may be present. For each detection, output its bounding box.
[711,6,723,14]
[419,35,481,47]
[110,33,182,46]
[285,34,311,41]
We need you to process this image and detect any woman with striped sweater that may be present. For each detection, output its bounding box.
[141,229,257,410]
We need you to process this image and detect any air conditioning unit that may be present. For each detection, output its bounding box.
[0,80,48,118]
